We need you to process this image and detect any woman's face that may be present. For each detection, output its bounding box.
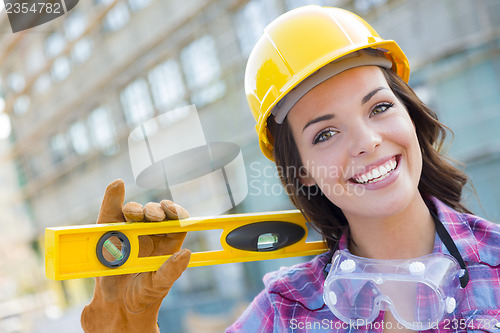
[287,66,423,221]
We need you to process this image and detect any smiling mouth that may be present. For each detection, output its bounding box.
[351,155,400,184]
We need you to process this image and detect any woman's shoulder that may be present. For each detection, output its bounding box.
[431,196,500,266]
[431,198,500,240]
[464,211,500,238]
[462,211,500,266]
[454,213,500,317]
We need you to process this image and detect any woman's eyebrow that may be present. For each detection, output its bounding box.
[301,87,388,133]
[362,87,389,105]
[302,114,335,133]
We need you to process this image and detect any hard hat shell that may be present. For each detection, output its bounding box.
[245,5,410,161]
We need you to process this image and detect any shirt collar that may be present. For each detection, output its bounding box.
[428,197,482,263]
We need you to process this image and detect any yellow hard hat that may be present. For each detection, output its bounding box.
[245,5,409,161]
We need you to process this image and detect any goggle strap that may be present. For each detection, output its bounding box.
[431,210,469,288]
[322,235,341,279]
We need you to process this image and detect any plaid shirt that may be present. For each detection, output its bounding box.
[227,197,500,332]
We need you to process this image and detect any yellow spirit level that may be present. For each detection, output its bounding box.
[45,210,327,280]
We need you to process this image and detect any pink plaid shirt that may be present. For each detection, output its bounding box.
[227,197,500,332]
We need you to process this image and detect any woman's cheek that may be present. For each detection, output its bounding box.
[385,114,415,146]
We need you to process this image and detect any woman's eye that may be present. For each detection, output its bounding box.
[313,129,337,144]
[371,102,394,116]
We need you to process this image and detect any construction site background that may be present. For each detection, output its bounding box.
[0,0,499,332]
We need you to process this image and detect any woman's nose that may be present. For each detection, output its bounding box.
[348,122,382,157]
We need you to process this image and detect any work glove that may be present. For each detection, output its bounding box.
[81,179,191,333]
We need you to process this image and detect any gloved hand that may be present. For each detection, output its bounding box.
[81,179,191,333]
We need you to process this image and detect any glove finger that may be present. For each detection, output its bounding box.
[144,202,166,222]
[123,202,145,222]
[136,200,188,257]
[139,232,187,257]
[125,249,191,313]
[97,179,125,224]
[137,201,188,257]
[160,200,190,220]
[154,248,191,289]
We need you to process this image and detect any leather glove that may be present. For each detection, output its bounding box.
[81,179,191,333]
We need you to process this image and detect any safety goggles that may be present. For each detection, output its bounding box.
[323,250,465,330]
[323,211,469,330]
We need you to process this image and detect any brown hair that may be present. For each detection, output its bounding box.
[267,67,471,250]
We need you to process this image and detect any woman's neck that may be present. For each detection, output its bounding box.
[345,194,436,260]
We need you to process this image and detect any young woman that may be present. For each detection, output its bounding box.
[82,5,500,332]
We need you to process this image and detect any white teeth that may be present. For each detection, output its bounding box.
[354,157,398,184]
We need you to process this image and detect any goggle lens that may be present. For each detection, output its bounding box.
[325,278,445,329]
[385,280,442,329]
[325,279,378,323]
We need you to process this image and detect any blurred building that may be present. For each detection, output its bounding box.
[0,0,499,332]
